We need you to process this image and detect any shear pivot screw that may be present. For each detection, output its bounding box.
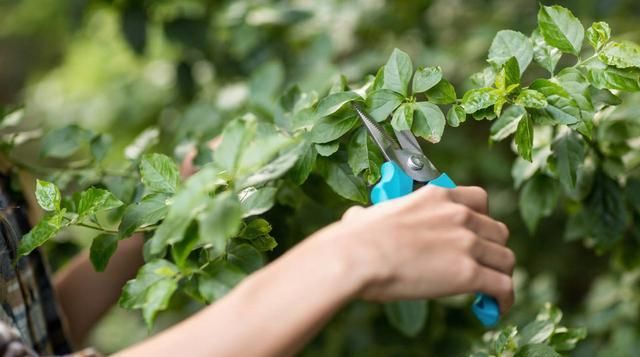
[408,155,424,170]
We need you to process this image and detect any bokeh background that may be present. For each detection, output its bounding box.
[1,0,639,355]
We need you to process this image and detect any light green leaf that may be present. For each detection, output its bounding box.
[315,91,360,117]
[446,105,466,127]
[214,116,258,173]
[383,48,413,96]
[35,180,61,212]
[515,344,560,357]
[198,192,243,253]
[520,320,555,345]
[239,187,278,217]
[90,134,111,162]
[515,112,533,162]
[89,234,118,272]
[140,153,181,196]
[314,142,340,157]
[77,188,124,219]
[289,141,317,185]
[390,102,414,131]
[412,66,442,93]
[143,279,178,329]
[586,21,611,50]
[227,243,264,273]
[384,300,427,337]
[588,65,640,91]
[531,30,562,74]
[119,193,170,238]
[529,79,580,124]
[550,327,587,351]
[537,5,585,56]
[461,88,500,114]
[250,234,278,252]
[599,41,640,69]
[198,262,246,303]
[40,125,93,159]
[347,127,383,183]
[365,89,404,122]
[317,158,368,204]
[239,141,305,188]
[310,110,359,144]
[516,89,548,109]
[491,105,526,142]
[519,175,559,233]
[18,211,65,256]
[552,131,585,191]
[119,259,179,309]
[412,101,446,143]
[240,218,272,239]
[425,79,457,104]
[489,30,533,74]
[495,326,519,354]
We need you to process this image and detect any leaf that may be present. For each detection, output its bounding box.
[529,79,580,124]
[143,279,178,329]
[239,142,306,188]
[18,211,65,256]
[537,5,585,56]
[239,187,278,217]
[90,234,118,272]
[583,172,627,247]
[516,89,548,109]
[384,300,427,337]
[588,65,640,91]
[347,127,383,182]
[119,259,180,310]
[315,91,360,117]
[314,142,340,157]
[520,320,555,345]
[390,103,414,131]
[494,326,518,354]
[317,158,368,204]
[550,327,587,351]
[227,243,264,273]
[289,141,317,185]
[198,262,246,303]
[383,48,413,96]
[366,89,404,122]
[491,105,526,142]
[250,234,278,252]
[412,66,442,93]
[35,180,61,212]
[412,101,446,143]
[461,88,500,114]
[552,131,585,191]
[446,105,465,127]
[77,188,124,219]
[515,112,533,162]
[198,192,243,253]
[214,116,257,173]
[90,134,111,162]
[119,193,170,238]
[140,153,181,196]
[586,21,611,50]
[40,125,93,159]
[425,79,457,104]
[489,30,533,74]
[531,30,562,74]
[310,110,359,144]
[519,175,559,233]
[240,219,272,239]
[515,344,560,357]
[598,41,640,69]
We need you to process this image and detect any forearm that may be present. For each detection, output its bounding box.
[54,235,144,346]
[116,224,368,357]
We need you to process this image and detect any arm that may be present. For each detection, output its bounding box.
[116,185,515,357]
[54,235,144,346]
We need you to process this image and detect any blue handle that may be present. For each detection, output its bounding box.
[371,161,500,327]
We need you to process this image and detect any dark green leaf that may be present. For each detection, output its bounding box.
[550,327,587,351]
[240,219,272,239]
[412,66,442,93]
[227,243,264,273]
[289,142,317,185]
[515,344,560,357]
[586,21,611,50]
[198,262,246,303]
[489,30,533,74]
[552,131,585,191]
[446,105,466,127]
[90,134,111,162]
[317,158,368,204]
[584,172,627,247]
[383,48,413,96]
[531,30,562,74]
[40,125,93,159]
[425,79,457,104]
[310,110,359,144]
[119,193,170,238]
[140,153,181,196]
[412,101,446,143]
[365,89,404,122]
[18,212,65,256]
[537,5,584,56]
[391,102,414,131]
[143,279,178,329]
[515,112,533,162]
[89,234,118,272]
[239,187,278,217]
[384,300,427,337]
[119,259,179,309]
[250,234,278,252]
[315,91,360,117]
[519,175,559,233]
[198,192,243,254]
[347,127,383,182]
[35,180,61,212]
[529,79,580,124]
[77,188,124,219]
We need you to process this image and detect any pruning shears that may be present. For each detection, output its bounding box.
[352,102,500,327]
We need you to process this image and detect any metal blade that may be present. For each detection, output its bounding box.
[352,102,399,161]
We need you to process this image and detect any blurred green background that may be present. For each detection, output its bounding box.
[1,0,639,355]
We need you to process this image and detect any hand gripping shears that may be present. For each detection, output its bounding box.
[352,102,500,327]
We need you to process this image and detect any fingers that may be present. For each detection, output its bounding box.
[472,265,514,314]
[447,186,488,214]
[464,209,509,245]
[470,238,516,275]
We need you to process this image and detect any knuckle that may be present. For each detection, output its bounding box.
[498,222,510,242]
[504,249,516,271]
[457,258,479,285]
[427,186,450,201]
[458,230,477,252]
[451,204,471,225]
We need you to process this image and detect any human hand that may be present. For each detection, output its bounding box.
[331,185,514,313]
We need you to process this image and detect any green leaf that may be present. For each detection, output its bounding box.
[315,91,360,117]
[390,102,414,131]
[347,127,383,184]
[239,141,306,188]
[519,175,559,233]
[227,243,264,273]
[537,5,585,56]
[140,153,181,196]
[77,188,124,219]
[531,30,562,74]
[446,105,466,127]
[515,344,560,357]
[119,193,170,238]
[516,89,548,109]
[317,158,368,204]
[598,41,640,69]
[198,262,246,303]
[383,48,413,96]
[250,234,278,252]
[588,65,640,91]
[89,234,118,272]
[143,279,178,329]
[314,142,340,157]
[18,211,65,256]
[520,320,555,345]
[412,101,446,143]
[552,131,585,191]
[90,134,111,162]
[170,224,199,269]
[198,192,243,254]
[240,219,272,239]
[239,187,278,217]
[515,112,533,162]
[583,172,627,247]
[119,259,179,309]
[529,79,580,124]
[461,88,500,114]
[586,21,611,50]
[494,326,519,354]
[384,300,427,337]
[40,125,93,159]
[35,180,61,212]
[425,79,456,105]
[412,66,442,93]
[310,110,359,144]
[550,327,587,351]
[489,30,533,74]
[214,116,258,174]
[491,105,526,142]
[289,141,317,185]
[366,89,404,122]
